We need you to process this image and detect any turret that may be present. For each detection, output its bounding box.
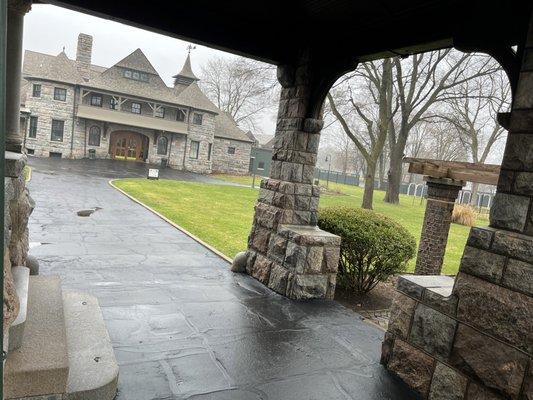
[173,54,199,87]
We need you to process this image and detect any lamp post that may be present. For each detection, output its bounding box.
[250,157,256,189]
[325,155,332,189]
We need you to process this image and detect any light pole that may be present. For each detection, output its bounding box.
[325,155,332,189]
[250,157,257,189]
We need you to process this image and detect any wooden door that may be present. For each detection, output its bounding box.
[111,132,144,161]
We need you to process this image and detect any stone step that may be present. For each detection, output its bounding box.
[8,266,30,351]
[63,290,119,400]
[4,275,70,399]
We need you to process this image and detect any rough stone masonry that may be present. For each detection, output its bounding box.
[239,55,341,300]
[382,10,533,400]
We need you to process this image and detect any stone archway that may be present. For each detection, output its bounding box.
[109,131,149,162]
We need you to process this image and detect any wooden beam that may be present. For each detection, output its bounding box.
[403,157,500,185]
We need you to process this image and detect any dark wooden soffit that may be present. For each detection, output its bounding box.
[404,157,500,185]
[46,0,531,65]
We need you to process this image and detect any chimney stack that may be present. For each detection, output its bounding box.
[76,33,93,81]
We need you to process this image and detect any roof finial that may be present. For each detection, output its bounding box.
[62,46,66,53]
[187,44,196,54]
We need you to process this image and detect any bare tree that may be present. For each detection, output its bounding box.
[384,50,500,204]
[437,70,511,204]
[327,58,394,209]
[200,56,277,131]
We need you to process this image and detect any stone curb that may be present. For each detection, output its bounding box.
[108,179,233,264]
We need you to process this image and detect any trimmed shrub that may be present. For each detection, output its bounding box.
[318,206,416,294]
[452,204,476,227]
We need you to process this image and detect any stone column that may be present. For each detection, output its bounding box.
[414,177,463,275]
[5,0,31,153]
[240,56,341,300]
[490,21,533,236]
[383,11,533,400]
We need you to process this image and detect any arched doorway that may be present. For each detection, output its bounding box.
[110,131,149,161]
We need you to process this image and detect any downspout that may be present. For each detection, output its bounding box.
[83,119,87,158]
[22,115,27,149]
[0,0,7,372]
[182,107,192,170]
[70,85,79,158]
[167,132,173,167]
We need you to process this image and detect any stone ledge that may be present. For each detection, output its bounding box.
[64,291,118,400]
[278,224,341,246]
[8,266,30,351]
[4,276,69,399]
[5,151,27,178]
[397,274,454,300]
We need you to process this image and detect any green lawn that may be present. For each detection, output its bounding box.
[212,173,267,186]
[113,177,488,275]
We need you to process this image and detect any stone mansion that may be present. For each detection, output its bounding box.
[19,33,253,174]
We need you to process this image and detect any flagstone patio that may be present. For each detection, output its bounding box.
[27,158,417,400]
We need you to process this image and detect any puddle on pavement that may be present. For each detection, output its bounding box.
[77,207,102,217]
[29,242,50,248]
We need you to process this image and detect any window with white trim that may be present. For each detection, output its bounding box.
[131,102,141,114]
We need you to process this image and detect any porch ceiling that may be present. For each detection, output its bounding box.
[47,0,531,64]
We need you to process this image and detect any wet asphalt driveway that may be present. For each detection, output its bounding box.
[27,158,417,400]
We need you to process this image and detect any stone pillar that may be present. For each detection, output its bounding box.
[241,56,341,300]
[382,11,533,400]
[414,177,463,275]
[490,26,533,236]
[5,0,31,153]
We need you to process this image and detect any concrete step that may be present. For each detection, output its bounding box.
[4,275,70,399]
[63,290,119,400]
[8,266,30,351]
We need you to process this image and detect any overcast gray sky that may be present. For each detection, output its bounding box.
[23,4,278,134]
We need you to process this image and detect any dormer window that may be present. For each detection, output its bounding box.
[123,69,149,82]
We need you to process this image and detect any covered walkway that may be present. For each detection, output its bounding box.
[27,160,416,400]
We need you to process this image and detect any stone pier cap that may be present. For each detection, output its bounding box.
[278,224,341,246]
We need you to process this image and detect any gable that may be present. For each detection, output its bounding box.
[113,48,159,75]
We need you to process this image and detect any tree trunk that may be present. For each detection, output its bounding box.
[470,182,480,207]
[362,161,376,209]
[384,126,408,204]
[378,153,386,190]
[384,148,403,204]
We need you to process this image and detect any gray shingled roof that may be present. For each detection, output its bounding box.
[214,112,254,142]
[173,54,198,81]
[22,44,255,143]
[115,49,159,75]
[23,50,82,85]
[22,49,219,114]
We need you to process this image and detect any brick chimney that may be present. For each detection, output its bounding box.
[76,33,93,81]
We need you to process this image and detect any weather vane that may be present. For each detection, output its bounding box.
[187,44,196,54]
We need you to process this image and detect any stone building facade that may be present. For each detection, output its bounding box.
[20,33,253,174]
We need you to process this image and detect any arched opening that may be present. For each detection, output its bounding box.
[88,125,101,147]
[109,130,149,161]
[156,135,168,155]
